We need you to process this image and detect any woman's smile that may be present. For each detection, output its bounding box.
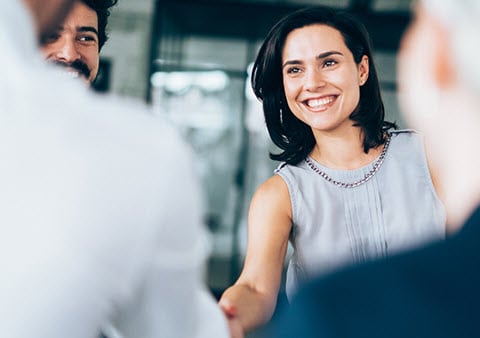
[282,24,368,132]
[303,95,337,111]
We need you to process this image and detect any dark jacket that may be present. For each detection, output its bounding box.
[272,208,480,338]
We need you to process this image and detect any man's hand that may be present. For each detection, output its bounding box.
[220,300,244,338]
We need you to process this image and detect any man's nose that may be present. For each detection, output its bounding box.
[55,38,81,63]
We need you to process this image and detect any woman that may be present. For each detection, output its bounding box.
[219,5,445,337]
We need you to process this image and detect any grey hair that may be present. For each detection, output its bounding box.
[422,0,480,92]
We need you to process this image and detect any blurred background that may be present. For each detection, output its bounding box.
[98,0,412,335]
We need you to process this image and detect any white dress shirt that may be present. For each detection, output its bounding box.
[0,1,229,337]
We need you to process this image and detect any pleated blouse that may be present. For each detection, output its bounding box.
[275,130,446,300]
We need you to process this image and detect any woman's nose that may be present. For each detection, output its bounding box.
[304,68,326,90]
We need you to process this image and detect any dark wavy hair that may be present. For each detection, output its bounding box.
[251,6,396,165]
[81,0,118,50]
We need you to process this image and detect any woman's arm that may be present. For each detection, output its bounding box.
[219,174,293,334]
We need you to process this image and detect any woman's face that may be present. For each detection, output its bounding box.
[281,24,368,135]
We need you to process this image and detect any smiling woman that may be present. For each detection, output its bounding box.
[218,5,447,337]
[281,24,369,143]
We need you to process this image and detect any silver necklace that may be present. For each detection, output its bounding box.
[305,134,391,188]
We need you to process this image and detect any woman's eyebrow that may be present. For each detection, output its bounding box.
[282,50,344,68]
[316,50,343,59]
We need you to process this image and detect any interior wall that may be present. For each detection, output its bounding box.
[99,0,154,99]
[99,0,411,296]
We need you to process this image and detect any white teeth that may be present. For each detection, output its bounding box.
[65,71,79,78]
[307,96,334,108]
[55,68,80,79]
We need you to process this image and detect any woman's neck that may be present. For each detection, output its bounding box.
[310,128,383,170]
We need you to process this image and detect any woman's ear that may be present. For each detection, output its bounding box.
[358,55,369,86]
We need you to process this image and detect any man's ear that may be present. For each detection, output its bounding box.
[429,13,455,89]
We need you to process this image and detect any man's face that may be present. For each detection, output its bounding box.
[40,1,100,84]
[22,0,76,39]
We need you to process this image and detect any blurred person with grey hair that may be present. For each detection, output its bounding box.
[0,1,232,337]
[269,1,480,337]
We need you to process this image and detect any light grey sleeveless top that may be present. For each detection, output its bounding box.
[275,130,446,300]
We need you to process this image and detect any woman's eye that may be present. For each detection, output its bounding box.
[286,67,301,74]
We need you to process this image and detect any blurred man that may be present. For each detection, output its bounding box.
[40,0,117,84]
[270,1,480,337]
[0,0,232,337]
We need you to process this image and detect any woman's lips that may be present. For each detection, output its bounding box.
[304,95,337,111]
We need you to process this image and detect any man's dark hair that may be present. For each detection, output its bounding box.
[82,0,118,50]
[251,6,396,165]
